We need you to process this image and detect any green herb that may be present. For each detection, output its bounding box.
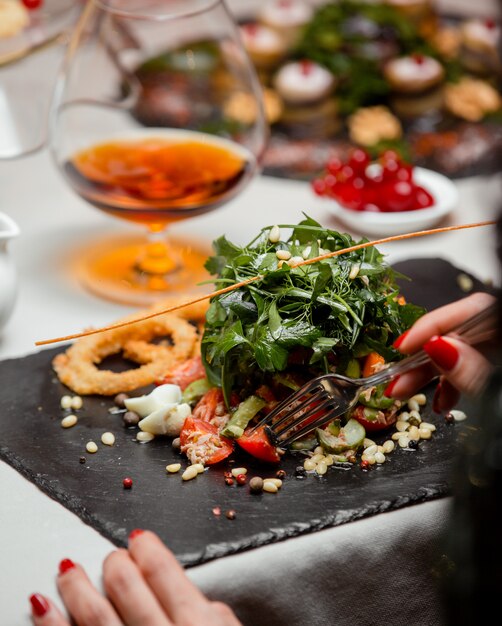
[201,216,424,402]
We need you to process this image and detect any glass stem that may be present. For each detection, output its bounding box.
[137,228,177,276]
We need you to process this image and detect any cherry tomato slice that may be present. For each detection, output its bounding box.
[362,352,385,378]
[180,417,233,465]
[351,405,397,433]
[237,427,281,463]
[160,355,206,391]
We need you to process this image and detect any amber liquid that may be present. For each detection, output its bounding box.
[63,132,254,229]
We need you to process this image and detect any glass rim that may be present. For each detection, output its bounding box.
[93,0,223,21]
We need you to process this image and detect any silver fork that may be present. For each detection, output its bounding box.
[251,302,497,448]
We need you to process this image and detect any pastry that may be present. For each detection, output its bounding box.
[460,19,501,75]
[239,23,287,71]
[0,0,29,39]
[383,54,445,118]
[347,105,402,147]
[273,60,339,137]
[257,0,313,49]
[444,77,501,122]
[224,88,284,126]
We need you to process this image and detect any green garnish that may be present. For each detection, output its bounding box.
[201,216,424,404]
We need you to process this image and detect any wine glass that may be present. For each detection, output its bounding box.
[50,0,267,305]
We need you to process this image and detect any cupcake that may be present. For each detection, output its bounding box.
[239,23,288,71]
[383,54,445,118]
[444,77,501,122]
[258,0,313,49]
[273,60,339,137]
[460,19,501,75]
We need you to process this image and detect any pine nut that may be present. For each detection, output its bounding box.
[392,432,406,441]
[382,440,395,453]
[288,256,303,267]
[409,410,422,423]
[314,446,324,455]
[263,480,278,493]
[70,396,83,410]
[399,411,410,422]
[192,463,205,474]
[324,454,334,466]
[304,459,317,471]
[361,453,374,463]
[316,462,328,475]
[166,463,181,473]
[60,395,72,410]
[231,467,247,477]
[269,225,281,243]
[408,426,420,441]
[182,466,198,481]
[457,273,473,293]
[364,444,378,456]
[364,438,376,448]
[302,246,311,259]
[136,431,155,442]
[266,478,283,488]
[276,249,291,261]
[449,409,467,422]
[377,445,384,454]
[420,422,436,432]
[396,421,409,432]
[101,432,115,446]
[311,453,326,464]
[86,441,98,454]
[410,393,427,406]
[407,399,420,412]
[349,264,360,280]
[61,414,77,428]
[419,428,432,439]
[375,452,386,464]
[398,436,410,448]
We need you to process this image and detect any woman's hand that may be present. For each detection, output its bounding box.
[29,530,242,626]
[387,292,496,413]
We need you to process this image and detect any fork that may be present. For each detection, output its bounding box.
[251,302,497,448]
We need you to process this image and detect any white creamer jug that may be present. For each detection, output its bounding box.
[0,212,19,332]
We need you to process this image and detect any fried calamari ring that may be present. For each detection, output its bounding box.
[53,312,200,396]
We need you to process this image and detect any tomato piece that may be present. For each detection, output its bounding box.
[362,352,385,378]
[179,417,233,465]
[237,427,281,463]
[160,356,206,391]
[351,405,397,433]
[192,387,224,422]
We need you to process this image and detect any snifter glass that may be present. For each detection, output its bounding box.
[51,0,267,304]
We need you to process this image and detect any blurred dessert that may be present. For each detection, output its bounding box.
[0,0,29,38]
[348,106,402,147]
[444,77,501,122]
[224,88,284,126]
[459,19,501,75]
[258,0,314,48]
[383,53,445,118]
[384,0,438,38]
[273,60,339,137]
[430,26,462,61]
[239,23,287,71]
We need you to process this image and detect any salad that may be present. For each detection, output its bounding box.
[145,216,425,466]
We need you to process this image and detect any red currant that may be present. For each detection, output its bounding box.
[381,181,415,212]
[414,186,435,209]
[348,148,370,175]
[382,158,400,180]
[334,183,364,211]
[380,149,401,164]
[396,164,413,182]
[123,477,133,489]
[22,0,43,9]
[327,157,343,175]
[312,179,326,196]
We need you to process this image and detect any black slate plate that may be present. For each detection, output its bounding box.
[0,258,492,566]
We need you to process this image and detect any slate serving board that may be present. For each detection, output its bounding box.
[0,258,493,567]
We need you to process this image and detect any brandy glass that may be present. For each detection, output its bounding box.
[50,0,267,304]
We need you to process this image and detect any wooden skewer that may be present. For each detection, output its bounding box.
[35,220,496,347]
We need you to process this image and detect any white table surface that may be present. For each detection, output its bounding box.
[1,1,501,621]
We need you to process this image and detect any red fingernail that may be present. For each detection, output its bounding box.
[393,330,409,349]
[433,382,442,414]
[384,376,400,398]
[129,529,144,540]
[423,336,459,371]
[29,593,49,617]
[58,558,75,575]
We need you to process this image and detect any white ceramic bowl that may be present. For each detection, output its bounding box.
[325,167,459,237]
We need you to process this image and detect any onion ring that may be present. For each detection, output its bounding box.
[53,302,206,395]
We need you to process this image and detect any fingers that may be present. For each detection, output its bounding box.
[56,559,123,626]
[395,292,496,355]
[127,530,211,623]
[29,594,69,626]
[434,379,461,413]
[103,549,171,626]
[424,336,493,397]
[387,363,437,400]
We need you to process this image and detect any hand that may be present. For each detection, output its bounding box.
[29,530,242,626]
[387,292,496,413]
